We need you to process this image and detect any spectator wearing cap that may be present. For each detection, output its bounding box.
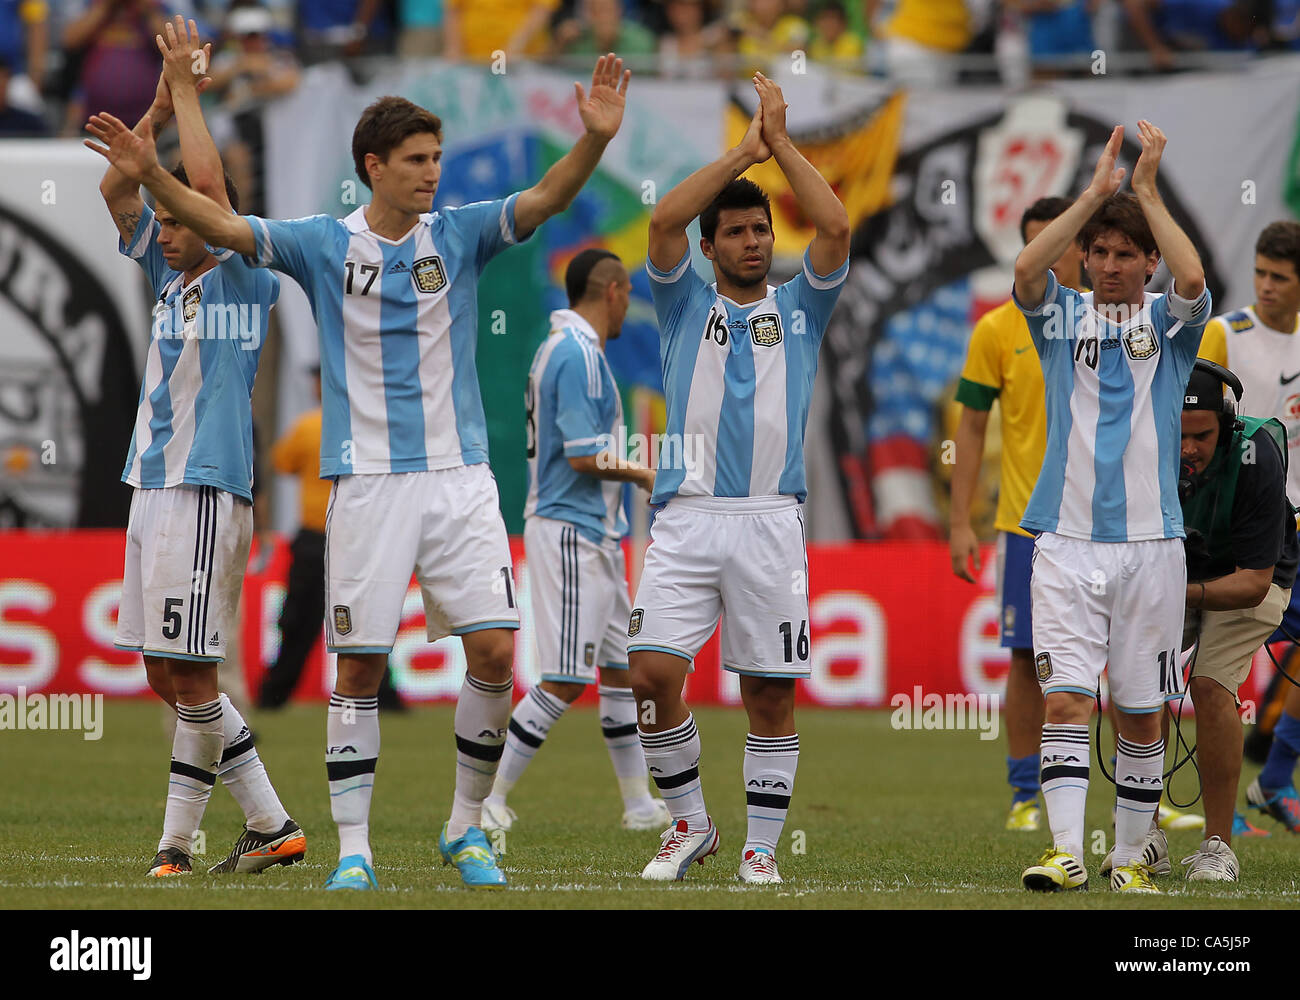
[0,52,46,134]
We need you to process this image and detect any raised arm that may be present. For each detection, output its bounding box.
[647,106,769,272]
[85,111,255,256]
[1013,125,1124,309]
[754,72,849,276]
[513,54,630,237]
[98,74,175,243]
[158,17,227,210]
[1130,119,1204,300]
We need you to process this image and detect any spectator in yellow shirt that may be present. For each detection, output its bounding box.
[809,0,864,64]
[443,0,559,62]
[731,0,810,74]
[868,0,972,84]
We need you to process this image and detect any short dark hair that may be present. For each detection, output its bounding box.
[352,96,443,191]
[565,248,622,306]
[1019,196,1073,243]
[1256,220,1300,279]
[170,163,240,214]
[1077,193,1157,258]
[699,178,772,242]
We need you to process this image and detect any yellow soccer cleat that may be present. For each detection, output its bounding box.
[1022,847,1088,892]
[1110,862,1162,894]
[1156,804,1205,831]
[1005,799,1042,832]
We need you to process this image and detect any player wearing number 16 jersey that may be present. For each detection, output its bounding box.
[629,72,850,884]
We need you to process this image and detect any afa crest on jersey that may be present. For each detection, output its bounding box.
[412,255,447,294]
[750,313,782,347]
[183,286,202,323]
[1123,324,1158,361]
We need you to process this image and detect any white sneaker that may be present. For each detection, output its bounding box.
[1100,828,1171,876]
[622,798,672,831]
[480,799,517,833]
[640,818,719,881]
[1181,835,1240,882]
[738,848,782,884]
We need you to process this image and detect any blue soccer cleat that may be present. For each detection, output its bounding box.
[324,854,378,891]
[438,823,507,889]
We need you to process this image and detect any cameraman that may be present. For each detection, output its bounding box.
[1179,360,1298,881]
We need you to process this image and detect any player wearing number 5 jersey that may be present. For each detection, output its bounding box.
[98,18,303,881]
[629,72,850,884]
[87,53,635,890]
[1013,123,1212,896]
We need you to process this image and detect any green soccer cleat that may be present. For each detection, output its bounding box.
[438,823,507,889]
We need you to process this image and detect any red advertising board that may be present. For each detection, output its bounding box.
[0,531,1280,708]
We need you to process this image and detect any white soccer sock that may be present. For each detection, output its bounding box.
[640,714,708,831]
[489,686,567,803]
[159,698,224,855]
[216,693,290,834]
[326,693,379,864]
[448,673,513,840]
[743,733,799,855]
[1039,723,1090,859]
[599,685,653,808]
[1114,735,1164,867]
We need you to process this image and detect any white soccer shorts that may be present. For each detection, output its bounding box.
[524,515,631,684]
[1031,531,1186,713]
[115,484,253,662]
[324,464,520,653]
[628,496,811,678]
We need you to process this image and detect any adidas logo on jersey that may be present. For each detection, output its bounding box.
[388,260,409,274]
[209,631,219,645]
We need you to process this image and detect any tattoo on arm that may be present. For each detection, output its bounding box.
[115,209,142,244]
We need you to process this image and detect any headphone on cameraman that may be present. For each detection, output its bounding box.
[1179,359,1245,502]
[1190,358,1244,435]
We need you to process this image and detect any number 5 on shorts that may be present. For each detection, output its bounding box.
[162,596,184,640]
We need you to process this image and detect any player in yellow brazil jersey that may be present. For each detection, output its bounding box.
[950,196,1081,833]
[1199,220,1300,834]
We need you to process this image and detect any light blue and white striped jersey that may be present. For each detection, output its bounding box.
[242,196,527,477]
[120,203,278,501]
[646,247,848,503]
[523,309,628,545]
[1016,270,1212,542]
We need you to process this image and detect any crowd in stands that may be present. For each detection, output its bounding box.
[0,0,1295,140]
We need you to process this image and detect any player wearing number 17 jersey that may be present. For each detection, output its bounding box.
[86,53,635,890]
[629,72,850,884]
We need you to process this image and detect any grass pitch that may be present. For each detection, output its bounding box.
[4,700,1300,909]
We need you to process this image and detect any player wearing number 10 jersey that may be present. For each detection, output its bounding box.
[628,72,850,884]
[86,53,635,890]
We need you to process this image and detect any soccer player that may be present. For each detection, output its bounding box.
[481,250,670,834]
[950,196,1081,834]
[1013,122,1211,895]
[100,17,304,878]
[1177,360,1296,880]
[1198,221,1300,834]
[86,53,632,890]
[629,72,850,884]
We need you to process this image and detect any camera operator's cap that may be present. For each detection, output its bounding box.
[1183,365,1226,412]
[228,7,274,36]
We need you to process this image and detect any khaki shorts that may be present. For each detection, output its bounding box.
[1184,583,1291,697]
